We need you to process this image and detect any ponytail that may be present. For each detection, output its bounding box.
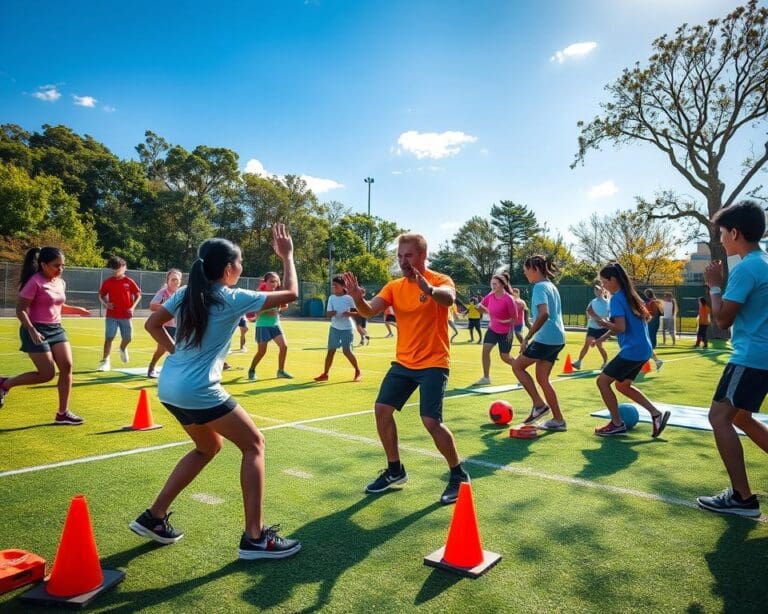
[524,254,560,281]
[19,246,63,290]
[599,262,649,320]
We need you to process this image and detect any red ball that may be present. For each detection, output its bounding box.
[489,400,513,425]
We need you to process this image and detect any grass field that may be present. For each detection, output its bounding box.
[0,317,766,613]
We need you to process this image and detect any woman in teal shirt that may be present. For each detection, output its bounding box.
[248,272,292,380]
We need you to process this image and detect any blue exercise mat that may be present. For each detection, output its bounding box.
[591,402,768,434]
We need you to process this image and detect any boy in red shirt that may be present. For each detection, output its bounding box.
[97,256,141,371]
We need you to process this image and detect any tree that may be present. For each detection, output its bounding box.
[571,211,685,285]
[341,252,392,288]
[489,200,541,275]
[428,242,479,285]
[452,216,501,282]
[573,1,768,276]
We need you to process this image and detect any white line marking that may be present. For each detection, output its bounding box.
[190,493,225,505]
[283,468,313,479]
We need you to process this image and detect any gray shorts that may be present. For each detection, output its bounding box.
[20,323,69,353]
[328,327,354,350]
[105,317,133,341]
[662,318,675,333]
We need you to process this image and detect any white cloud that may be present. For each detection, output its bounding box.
[244,159,274,176]
[300,175,344,194]
[391,170,404,175]
[550,41,598,64]
[390,165,445,175]
[32,85,61,102]
[587,180,619,199]
[396,130,477,159]
[439,221,461,230]
[73,95,97,107]
[103,105,116,113]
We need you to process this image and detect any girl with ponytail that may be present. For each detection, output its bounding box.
[593,262,670,437]
[132,224,302,560]
[512,254,568,431]
[0,247,91,425]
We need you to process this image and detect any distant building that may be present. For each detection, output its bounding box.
[683,243,709,283]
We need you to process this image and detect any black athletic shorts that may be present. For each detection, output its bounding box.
[713,363,768,413]
[483,329,512,354]
[586,327,609,339]
[162,396,237,425]
[376,362,449,421]
[602,355,647,382]
[20,323,69,353]
[522,342,564,364]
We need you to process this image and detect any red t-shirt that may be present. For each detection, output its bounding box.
[99,275,141,319]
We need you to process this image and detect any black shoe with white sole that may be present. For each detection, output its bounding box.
[129,509,184,544]
[364,465,408,494]
[238,525,301,560]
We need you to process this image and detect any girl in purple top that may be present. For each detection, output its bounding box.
[0,247,91,425]
[472,274,520,386]
[147,268,182,378]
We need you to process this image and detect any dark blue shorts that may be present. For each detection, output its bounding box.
[376,363,449,421]
[522,342,564,364]
[164,325,177,339]
[162,396,237,425]
[714,363,768,413]
[483,329,512,354]
[19,323,69,353]
[602,356,647,382]
[256,326,283,343]
[587,327,609,339]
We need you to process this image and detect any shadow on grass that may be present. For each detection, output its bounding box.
[414,568,463,604]
[0,422,55,433]
[242,381,322,394]
[575,436,661,480]
[462,427,539,481]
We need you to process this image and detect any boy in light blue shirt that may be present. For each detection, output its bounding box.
[697,200,768,518]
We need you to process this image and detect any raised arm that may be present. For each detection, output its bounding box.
[342,271,388,318]
[261,224,299,310]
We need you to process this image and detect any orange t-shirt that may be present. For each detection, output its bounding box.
[698,304,710,325]
[377,269,454,370]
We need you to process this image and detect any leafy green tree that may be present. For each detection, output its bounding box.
[428,242,478,285]
[452,216,501,282]
[490,200,541,275]
[342,252,392,287]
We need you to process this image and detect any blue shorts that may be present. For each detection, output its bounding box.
[256,326,283,343]
[162,396,237,425]
[513,324,523,333]
[105,317,132,341]
[522,342,565,364]
[587,327,609,339]
[328,327,354,350]
[375,363,449,421]
[19,323,69,353]
[483,329,512,354]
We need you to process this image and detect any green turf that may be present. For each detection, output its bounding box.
[0,318,766,612]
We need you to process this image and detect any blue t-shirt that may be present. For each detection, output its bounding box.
[723,249,768,369]
[158,285,266,409]
[587,296,610,329]
[610,289,652,361]
[531,280,565,345]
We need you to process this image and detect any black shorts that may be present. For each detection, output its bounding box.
[522,342,564,364]
[375,363,449,421]
[483,329,512,354]
[602,356,646,382]
[162,397,237,425]
[354,316,367,327]
[713,363,768,413]
[385,314,396,323]
[19,323,69,353]
[586,327,609,339]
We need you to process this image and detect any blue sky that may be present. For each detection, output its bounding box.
[0,0,755,254]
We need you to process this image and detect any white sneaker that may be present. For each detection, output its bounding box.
[147,367,158,379]
[538,419,567,432]
[97,359,111,372]
[240,346,248,353]
[473,377,491,386]
[119,348,129,363]
[571,360,581,370]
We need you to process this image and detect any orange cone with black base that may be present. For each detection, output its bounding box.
[21,495,124,607]
[423,482,501,578]
[124,388,162,430]
[562,354,574,374]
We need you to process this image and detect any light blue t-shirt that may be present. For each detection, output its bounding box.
[531,280,565,345]
[723,249,768,369]
[587,296,610,329]
[610,289,652,361]
[158,285,266,409]
[327,293,355,330]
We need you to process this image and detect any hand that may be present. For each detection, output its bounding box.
[29,327,45,346]
[127,308,134,317]
[704,260,724,288]
[105,302,114,309]
[412,268,431,295]
[80,307,92,317]
[271,223,294,260]
[342,272,364,301]
[521,337,528,353]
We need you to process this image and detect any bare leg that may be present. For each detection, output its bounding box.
[615,379,661,418]
[596,373,621,424]
[102,337,114,360]
[149,345,166,371]
[512,355,545,408]
[51,342,74,413]
[374,403,400,462]
[481,344,492,378]
[534,360,563,421]
[733,410,768,453]
[577,338,591,362]
[595,340,608,363]
[342,347,360,372]
[421,416,460,467]
[4,352,56,389]
[274,335,288,371]
[709,401,752,499]
[323,349,336,374]
[249,342,269,371]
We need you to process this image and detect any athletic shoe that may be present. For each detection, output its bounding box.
[223,362,232,371]
[248,370,257,381]
[538,419,567,432]
[129,509,184,544]
[314,373,329,382]
[54,410,84,425]
[238,525,301,560]
[97,358,111,372]
[440,473,471,505]
[472,377,491,386]
[365,336,371,345]
[276,370,293,379]
[523,405,550,424]
[571,360,582,370]
[696,488,761,518]
[353,371,362,382]
[0,378,7,408]
[240,346,248,353]
[147,367,158,379]
[655,359,664,371]
[595,421,627,436]
[652,410,671,438]
[385,333,394,338]
[119,348,129,364]
[365,465,408,493]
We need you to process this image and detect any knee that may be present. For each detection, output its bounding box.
[596,375,611,391]
[615,381,632,395]
[421,416,443,435]
[239,431,265,456]
[39,365,56,381]
[58,361,73,377]
[197,440,224,460]
[732,411,753,430]
[708,407,734,429]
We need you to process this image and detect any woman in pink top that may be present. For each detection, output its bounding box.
[472,274,520,386]
[0,247,91,425]
[147,268,182,378]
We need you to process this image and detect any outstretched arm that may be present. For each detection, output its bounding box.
[342,272,388,318]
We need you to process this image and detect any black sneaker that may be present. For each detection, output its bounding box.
[238,525,301,560]
[364,465,408,494]
[54,410,84,425]
[696,488,761,518]
[440,473,471,505]
[129,509,184,544]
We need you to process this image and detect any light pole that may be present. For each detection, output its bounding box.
[364,176,374,252]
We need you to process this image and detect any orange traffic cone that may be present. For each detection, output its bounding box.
[424,482,501,578]
[641,360,652,373]
[21,495,124,607]
[562,354,574,374]
[124,389,162,431]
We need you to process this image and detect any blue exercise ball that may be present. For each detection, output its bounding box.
[618,403,640,430]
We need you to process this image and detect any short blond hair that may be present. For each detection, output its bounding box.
[397,233,428,254]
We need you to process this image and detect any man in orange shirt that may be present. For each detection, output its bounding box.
[343,233,469,505]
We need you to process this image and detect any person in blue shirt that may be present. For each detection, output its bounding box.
[593,262,670,438]
[572,283,611,371]
[512,254,568,431]
[129,224,303,559]
[697,200,768,518]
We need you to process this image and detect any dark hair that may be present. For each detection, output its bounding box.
[263,271,280,286]
[107,255,127,270]
[599,262,649,320]
[176,238,240,348]
[524,255,559,281]
[644,288,656,299]
[331,275,345,286]
[698,296,707,306]
[19,247,63,290]
[711,200,767,242]
[491,274,513,295]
